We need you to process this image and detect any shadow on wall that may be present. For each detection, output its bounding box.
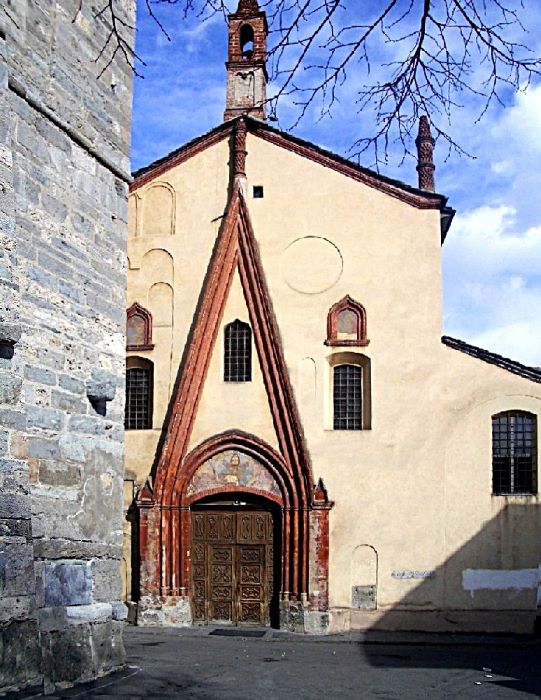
[358,503,541,687]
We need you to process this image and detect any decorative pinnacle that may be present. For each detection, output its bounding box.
[415,115,435,192]
[231,118,248,190]
[236,0,260,13]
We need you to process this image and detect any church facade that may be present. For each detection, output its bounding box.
[124,0,541,634]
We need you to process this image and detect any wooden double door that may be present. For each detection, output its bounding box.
[191,508,274,626]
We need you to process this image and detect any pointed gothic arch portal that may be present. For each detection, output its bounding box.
[137,430,332,628]
[135,123,333,631]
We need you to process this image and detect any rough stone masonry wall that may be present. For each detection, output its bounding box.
[0,0,133,692]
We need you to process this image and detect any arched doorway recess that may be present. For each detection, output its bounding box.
[135,431,333,630]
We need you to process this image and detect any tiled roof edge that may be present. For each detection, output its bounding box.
[442,336,541,384]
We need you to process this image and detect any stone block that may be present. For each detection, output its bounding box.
[24,364,56,386]
[352,585,377,610]
[43,562,92,607]
[162,597,192,626]
[40,624,93,685]
[0,429,8,453]
[58,432,93,463]
[59,374,85,395]
[0,371,22,403]
[0,517,32,537]
[304,610,330,635]
[68,414,104,435]
[86,368,117,402]
[0,321,22,345]
[0,619,41,691]
[9,432,28,459]
[51,389,86,413]
[0,407,26,431]
[33,538,122,561]
[279,599,305,633]
[91,559,122,602]
[0,541,34,596]
[28,436,59,459]
[0,493,31,519]
[66,603,112,624]
[111,600,128,621]
[37,460,81,487]
[27,405,63,431]
[0,595,34,623]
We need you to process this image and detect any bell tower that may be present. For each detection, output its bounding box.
[224,0,268,121]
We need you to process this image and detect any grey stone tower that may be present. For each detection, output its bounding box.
[0,0,133,692]
[224,0,268,121]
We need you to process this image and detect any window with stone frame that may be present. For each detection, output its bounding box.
[126,302,154,351]
[224,319,252,382]
[328,352,371,431]
[125,358,153,430]
[325,295,369,347]
[333,364,362,430]
[492,411,537,495]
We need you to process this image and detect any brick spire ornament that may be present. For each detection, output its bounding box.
[415,116,436,191]
[224,0,268,121]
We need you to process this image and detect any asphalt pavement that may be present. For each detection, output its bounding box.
[11,625,541,699]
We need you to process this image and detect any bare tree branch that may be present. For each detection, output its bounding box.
[96,0,541,166]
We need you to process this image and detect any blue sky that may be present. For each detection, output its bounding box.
[131,0,541,366]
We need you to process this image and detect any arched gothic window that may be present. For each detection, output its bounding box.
[125,357,153,430]
[224,319,252,382]
[126,302,154,351]
[325,296,369,347]
[492,411,537,494]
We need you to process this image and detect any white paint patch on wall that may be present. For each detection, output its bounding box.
[462,568,539,599]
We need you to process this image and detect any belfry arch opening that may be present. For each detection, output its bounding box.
[240,24,254,59]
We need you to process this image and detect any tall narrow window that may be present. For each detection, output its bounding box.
[333,364,362,430]
[125,358,153,430]
[224,320,252,382]
[492,411,537,494]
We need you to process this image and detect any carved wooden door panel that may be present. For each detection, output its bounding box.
[191,509,273,626]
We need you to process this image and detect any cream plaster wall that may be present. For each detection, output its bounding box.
[125,131,541,631]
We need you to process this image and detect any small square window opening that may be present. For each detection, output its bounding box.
[253,186,264,199]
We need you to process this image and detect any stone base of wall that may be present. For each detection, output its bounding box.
[137,596,193,627]
[0,619,42,693]
[279,600,331,634]
[41,619,125,693]
[342,608,538,635]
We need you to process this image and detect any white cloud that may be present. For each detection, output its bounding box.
[443,205,541,366]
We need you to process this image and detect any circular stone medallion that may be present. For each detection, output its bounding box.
[282,236,343,294]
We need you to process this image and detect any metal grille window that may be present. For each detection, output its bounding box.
[224,320,252,382]
[125,367,152,430]
[492,411,537,494]
[333,364,362,430]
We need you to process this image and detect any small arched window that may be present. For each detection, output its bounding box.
[126,302,154,351]
[224,319,252,382]
[240,24,254,59]
[492,411,537,494]
[125,357,153,430]
[326,296,369,347]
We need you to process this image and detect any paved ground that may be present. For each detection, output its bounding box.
[15,626,541,699]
